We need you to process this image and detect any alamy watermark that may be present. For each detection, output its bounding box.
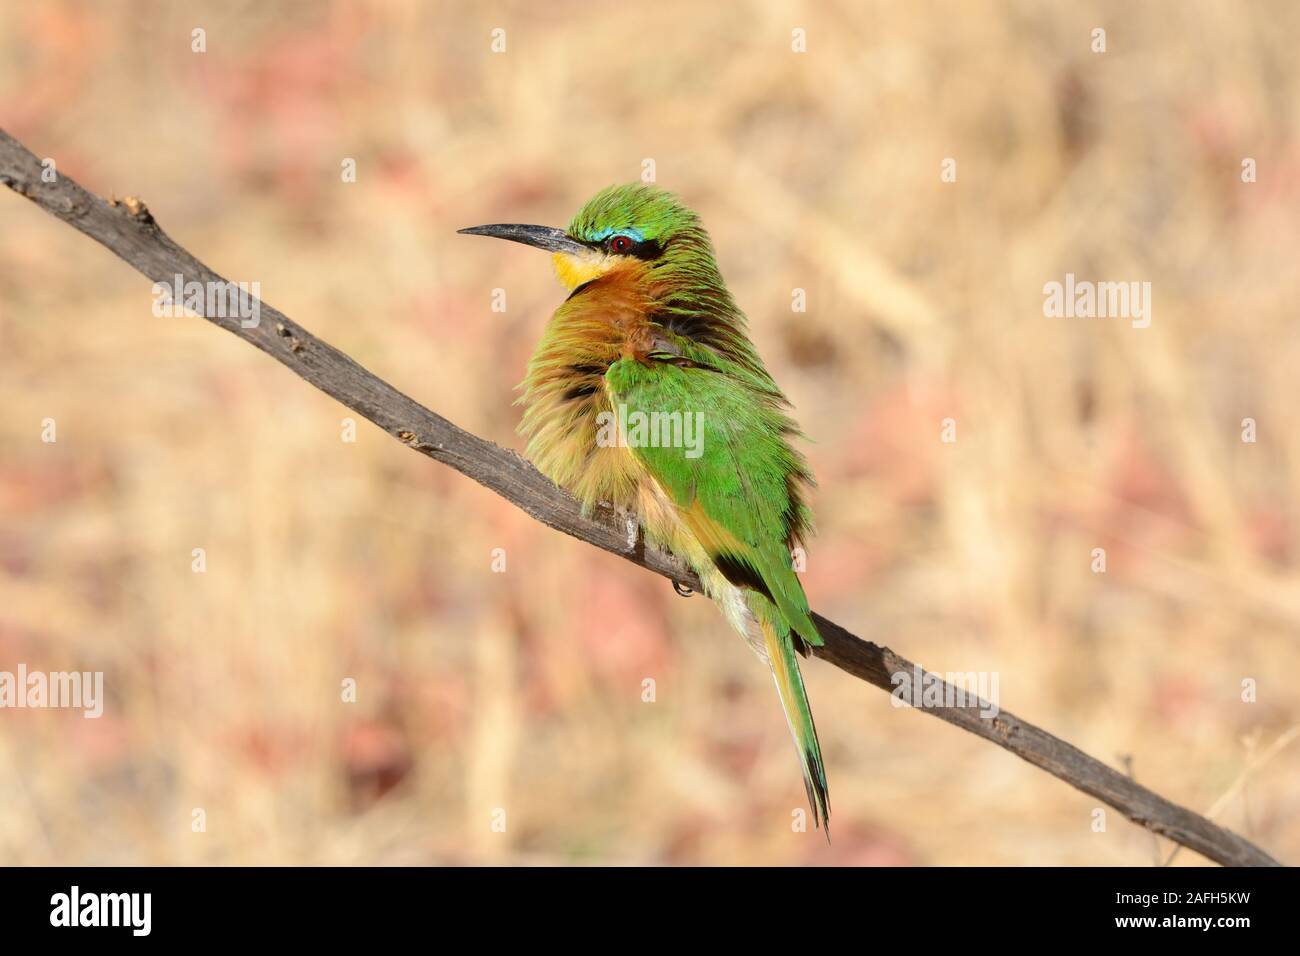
[891,665,1000,719]
[152,274,261,328]
[595,404,704,459]
[0,665,103,718]
[1043,273,1151,329]
[50,886,150,936]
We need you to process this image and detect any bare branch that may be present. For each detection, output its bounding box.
[0,127,1280,867]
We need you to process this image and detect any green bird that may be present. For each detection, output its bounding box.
[460,183,828,830]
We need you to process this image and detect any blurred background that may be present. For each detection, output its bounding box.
[1,0,1298,866]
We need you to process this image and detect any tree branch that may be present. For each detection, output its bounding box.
[0,127,1280,867]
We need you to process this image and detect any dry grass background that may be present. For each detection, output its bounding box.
[1,0,1298,865]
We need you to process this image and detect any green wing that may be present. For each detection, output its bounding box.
[605,356,821,648]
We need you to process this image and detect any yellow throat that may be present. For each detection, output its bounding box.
[551,249,615,290]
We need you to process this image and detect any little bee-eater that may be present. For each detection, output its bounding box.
[460,184,829,829]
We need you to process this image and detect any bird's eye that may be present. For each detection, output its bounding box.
[608,235,634,254]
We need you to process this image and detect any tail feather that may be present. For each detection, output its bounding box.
[760,614,830,834]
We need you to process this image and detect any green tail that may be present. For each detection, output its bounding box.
[759,609,830,833]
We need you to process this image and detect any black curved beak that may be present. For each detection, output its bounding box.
[457,223,588,255]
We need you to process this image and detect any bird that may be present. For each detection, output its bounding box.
[459,183,829,831]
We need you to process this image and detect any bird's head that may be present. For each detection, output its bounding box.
[459,183,717,293]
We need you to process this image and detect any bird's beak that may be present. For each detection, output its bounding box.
[457,223,589,255]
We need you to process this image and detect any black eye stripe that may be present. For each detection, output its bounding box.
[602,235,663,260]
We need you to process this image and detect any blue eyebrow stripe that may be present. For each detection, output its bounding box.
[589,226,645,242]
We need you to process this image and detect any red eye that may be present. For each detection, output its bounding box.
[609,235,633,254]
